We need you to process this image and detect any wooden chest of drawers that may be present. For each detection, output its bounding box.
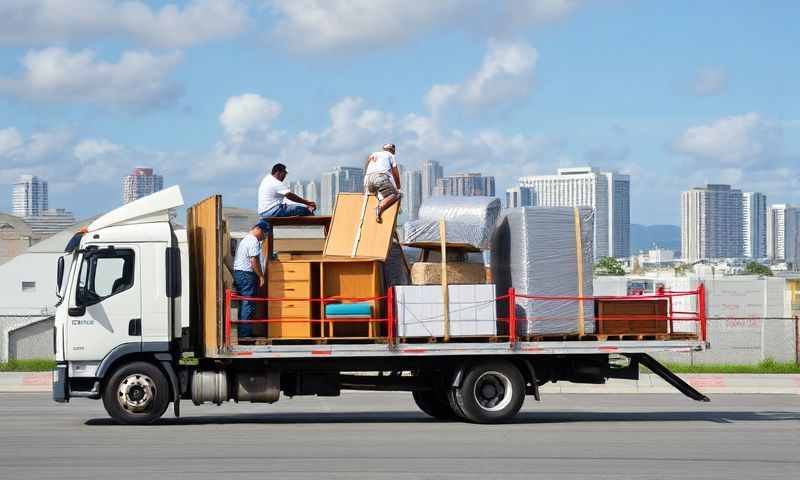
[267,262,314,338]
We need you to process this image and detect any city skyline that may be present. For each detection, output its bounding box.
[1,3,796,225]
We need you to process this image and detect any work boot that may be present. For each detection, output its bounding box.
[375,205,382,223]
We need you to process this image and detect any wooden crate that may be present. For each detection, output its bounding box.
[595,298,669,335]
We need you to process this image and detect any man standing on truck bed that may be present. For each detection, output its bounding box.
[258,163,316,223]
[233,221,268,339]
[364,143,401,223]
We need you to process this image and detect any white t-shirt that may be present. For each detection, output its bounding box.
[258,174,290,214]
[233,234,261,272]
[365,151,397,177]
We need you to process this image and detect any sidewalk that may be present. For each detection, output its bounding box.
[1,372,799,394]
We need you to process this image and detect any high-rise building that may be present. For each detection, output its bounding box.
[767,204,800,267]
[24,208,76,237]
[319,166,364,215]
[434,173,495,197]
[401,169,423,221]
[12,175,48,217]
[122,167,164,204]
[505,186,534,208]
[289,180,305,197]
[304,180,320,205]
[519,167,630,259]
[421,160,444,199]
[681,184,743,262]
[742,192,767,258]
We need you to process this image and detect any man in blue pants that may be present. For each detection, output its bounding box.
[258,163,316,222]
[233,222,268,339]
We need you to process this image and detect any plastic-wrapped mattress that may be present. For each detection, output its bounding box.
[403,196,501,250]
[491,207,595,335]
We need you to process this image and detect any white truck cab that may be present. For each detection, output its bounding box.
[53,187,187,420]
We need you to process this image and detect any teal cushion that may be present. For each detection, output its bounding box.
[325,302,372,318]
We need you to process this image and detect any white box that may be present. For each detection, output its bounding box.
[394,284,497,337]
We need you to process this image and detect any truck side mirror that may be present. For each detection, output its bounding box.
[56,256,65,293]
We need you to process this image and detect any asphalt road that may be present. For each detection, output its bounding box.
[1,393,798,480]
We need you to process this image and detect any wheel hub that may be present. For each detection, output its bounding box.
[473,371,513,412]
[117,374,156,413]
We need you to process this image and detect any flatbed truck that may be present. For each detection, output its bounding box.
[52,186,709,424]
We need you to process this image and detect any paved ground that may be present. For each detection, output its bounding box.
[1,393,798,479]
[5,372,800,393]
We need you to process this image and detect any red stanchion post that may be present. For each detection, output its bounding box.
[224,289,232,348]
[508,287,517,345]
[387,287,395,345]
[698,283,707,342]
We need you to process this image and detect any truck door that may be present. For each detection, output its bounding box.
[66,245,142,361]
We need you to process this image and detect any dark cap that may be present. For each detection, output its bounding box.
[254,220,270,231]
[271,163,287,174]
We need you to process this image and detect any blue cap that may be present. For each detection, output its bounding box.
[255,220,270,231]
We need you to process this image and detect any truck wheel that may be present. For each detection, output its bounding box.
[102,361,170,425]
[412,390,457,420]
[452,361,525,424]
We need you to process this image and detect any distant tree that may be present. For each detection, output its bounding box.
[595,256,625,276]
[744,261,773,277]
[673,263,693,276]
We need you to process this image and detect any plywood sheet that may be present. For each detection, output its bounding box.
[186,195,223,355]
[323,193,398,260]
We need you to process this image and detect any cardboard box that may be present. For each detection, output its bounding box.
[410,262,486,285]
[394,284,497,337]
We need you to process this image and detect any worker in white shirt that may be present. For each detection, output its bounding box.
[364,143,401,223]
[258,163,317,223]
[232,221,268,339]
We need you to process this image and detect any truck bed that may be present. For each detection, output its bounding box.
[222,337,706,359]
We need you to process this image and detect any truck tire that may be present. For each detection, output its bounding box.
[412,390,457,420]
[102,361,170,425]
[452,361,525,424]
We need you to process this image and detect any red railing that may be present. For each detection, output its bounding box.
[224,283,708,347]
[225,288,394,348]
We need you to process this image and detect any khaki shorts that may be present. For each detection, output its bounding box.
[365,172,399,199]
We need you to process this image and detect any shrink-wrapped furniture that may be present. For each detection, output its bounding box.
[491,207,595,335]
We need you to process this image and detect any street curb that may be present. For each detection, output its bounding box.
[1,372,799,394]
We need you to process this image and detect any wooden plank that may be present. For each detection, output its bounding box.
[323,193,399,260]
[573,207,585,336]
[439,220,449,342]
[186,194,223,356]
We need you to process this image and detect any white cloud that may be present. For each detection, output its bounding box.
[0,128,24,157]
[219,93,282,143]
[672,113,783,166]
[426,39,538,112]
[73,139,123,162]
[691,66,727,96]
[0,127,73,165]
[268,0,582,53]
[0,0,250,48]
[269,0,461,53]
[461,40,538,107]
[0,47,182,110]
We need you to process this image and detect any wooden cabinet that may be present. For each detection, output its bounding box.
[267,261,317,338]
[264,258,384,340]
[595,298,669,335]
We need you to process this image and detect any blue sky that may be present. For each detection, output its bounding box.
[1,0,798,225]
